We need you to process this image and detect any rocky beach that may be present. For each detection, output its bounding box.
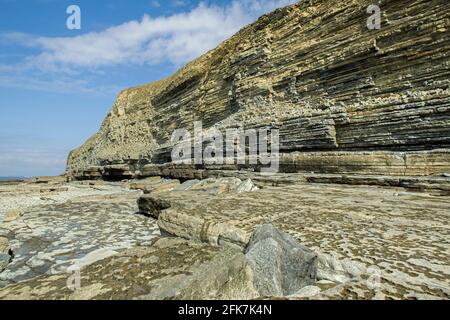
[1,0,449,300]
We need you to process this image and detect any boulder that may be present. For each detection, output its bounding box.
[244,224,317,297]
[189,178,241,195]
[137,195,172,219]
[236,179,259,193]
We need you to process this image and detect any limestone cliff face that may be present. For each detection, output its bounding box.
[67,0,450,178]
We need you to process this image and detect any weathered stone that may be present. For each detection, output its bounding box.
[174,178,260,195]
[245,225,317,297]
[127,176,162,191]
[0,237,10,253]
[0,253,11,272]
[289,286,322,299]
[0,238,259,300]
[3,209,23,222]
[30,176,66,184]
[189,178,240,195]
[143,180,180,194]
[40,187,69,193]
[138,195,172,219]
[0,185,159,288]
[174,179,201,191]
[236,179,259,193]
[152,183,450,299]
[2,0,449,301]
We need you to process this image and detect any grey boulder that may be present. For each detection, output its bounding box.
[137,195,171,219]
[245,224,317,297]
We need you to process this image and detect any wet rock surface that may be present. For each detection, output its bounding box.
[0,177,449,300]
[0,181,160,288]
[148,181,450,299]
[0,238,259,300]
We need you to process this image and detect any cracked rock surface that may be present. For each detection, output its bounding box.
[0,181,160,288]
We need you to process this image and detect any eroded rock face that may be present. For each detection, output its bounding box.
[66,0,450,180]
[245,225,318,297]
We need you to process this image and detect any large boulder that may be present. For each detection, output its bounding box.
[137,195,172,219]
[245,224,318,297]
[67,0,450,180]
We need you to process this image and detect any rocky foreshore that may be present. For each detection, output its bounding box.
[0,175,449,300]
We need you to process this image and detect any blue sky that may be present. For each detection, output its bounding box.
[0,0,296,177]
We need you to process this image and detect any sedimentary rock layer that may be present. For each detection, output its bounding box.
[139,181,450,299]
[67,0,450,179]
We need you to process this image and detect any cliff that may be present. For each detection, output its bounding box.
[67,0,450,180]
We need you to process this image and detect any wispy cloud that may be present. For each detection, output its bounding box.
[3,0,297,70]
[0,148,67,176]
[0,0,297,94]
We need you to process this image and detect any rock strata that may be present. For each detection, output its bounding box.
[66,0,450,182]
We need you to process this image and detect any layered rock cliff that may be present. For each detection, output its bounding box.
[67,0,450,180]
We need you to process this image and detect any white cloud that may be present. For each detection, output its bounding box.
[0,74,119,95]
[150,1,161,8]
[3,0,298,70]
[0,148,67,177]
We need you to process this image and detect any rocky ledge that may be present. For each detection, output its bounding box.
[0,176,448,300]
[66,0,449,182]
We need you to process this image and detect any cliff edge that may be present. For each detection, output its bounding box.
[67,0,450,180]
